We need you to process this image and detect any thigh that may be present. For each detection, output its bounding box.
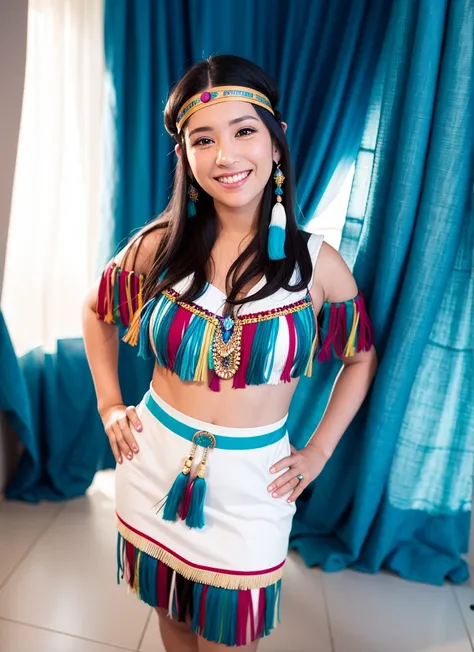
[156,608,198,652]
[197,635,259,652]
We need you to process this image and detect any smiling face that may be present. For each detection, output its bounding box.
[181,101,279,214]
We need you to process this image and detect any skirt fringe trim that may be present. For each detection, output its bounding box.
[117,532,282,647]
[116,515,285,590]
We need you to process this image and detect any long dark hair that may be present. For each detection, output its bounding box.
[133,54,312,315]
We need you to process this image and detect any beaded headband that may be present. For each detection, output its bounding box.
[176,85,275,133]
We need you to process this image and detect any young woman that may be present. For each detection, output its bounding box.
[83,54,377,651]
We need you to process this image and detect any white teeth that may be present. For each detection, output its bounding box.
[217,171,250,184]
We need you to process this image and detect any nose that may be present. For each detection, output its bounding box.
[216,139,239,167]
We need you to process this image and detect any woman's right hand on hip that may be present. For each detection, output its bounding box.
[99,404,142,464]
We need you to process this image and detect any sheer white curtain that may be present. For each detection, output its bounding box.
[307,165,355,251]
[2,0,104,356]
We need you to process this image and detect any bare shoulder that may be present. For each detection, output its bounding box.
[115,224,166,275]
[311,241,358,304]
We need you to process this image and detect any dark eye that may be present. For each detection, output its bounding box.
[236,127,257,137]
[194,137,213,147]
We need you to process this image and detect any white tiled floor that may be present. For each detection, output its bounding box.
[0,471,472,652]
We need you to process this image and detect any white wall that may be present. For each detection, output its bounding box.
[0,0,29,493]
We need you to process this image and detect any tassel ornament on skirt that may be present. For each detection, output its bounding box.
[162,431,216,528]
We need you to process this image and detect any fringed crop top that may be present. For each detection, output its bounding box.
[96,234,374,391]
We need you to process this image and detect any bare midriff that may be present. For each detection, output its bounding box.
[151,364,299,428]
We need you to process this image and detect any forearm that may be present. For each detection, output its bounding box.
[82,303,123,412]
[307,349,378,459]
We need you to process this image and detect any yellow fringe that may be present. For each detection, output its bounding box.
[133,549,141,592]
[137,277,144,311]
[116,517,285,590]
[123,273,144,345]
[304,331,319,377]
[122,309,141,346]
[194,321,216,382]
[344,303,359,357]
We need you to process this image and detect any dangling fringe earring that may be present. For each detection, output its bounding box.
[188,182,198,218]
[267,164,287,260]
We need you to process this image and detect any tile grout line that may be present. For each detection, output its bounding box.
[320,572,336,652]
[136,608,153,651]
[0,615,137,651]
[0,502,66,592]
[451,585,474,651]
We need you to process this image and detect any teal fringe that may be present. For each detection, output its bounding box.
[192,583,203,631]
[226,590,238,645]
[292,305,316,376]
[174,314,208,379]
[116,533,159,608]
[191,581,281,645]
[116,531,123,584]
[185,476,206,529]
[268,224,286,260]
[162,470,189,522]
[264,582,277,635]
[136,289,318,387]
[246,318,279,384]
[152,296,179,367]
[137,298,158,359]
[116,532,281,647]
[137,548,158,607]
[208,331,215,370]
[203,587,223,641]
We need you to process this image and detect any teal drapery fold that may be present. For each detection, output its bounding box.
[103,0,391,253]
[4,334,153,501]
[0,311,34,487]
[2,0,389,501]
[289,0,474,585]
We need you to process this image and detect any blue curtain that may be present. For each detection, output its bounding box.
[4,334,154,501]
[289,0,474,585]
[103,0,392,252]
[3,0,390,501]
[0,312,34,489]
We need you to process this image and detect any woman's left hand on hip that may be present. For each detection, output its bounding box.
[268,444,328,503]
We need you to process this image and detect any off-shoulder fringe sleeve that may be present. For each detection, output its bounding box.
[317,292,374,361]
[96,261,145,345]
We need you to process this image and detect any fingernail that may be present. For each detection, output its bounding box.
[268,485,274,492]
[118,458,122,464]
[137,426,142,432]
[127,453,133,460]
[269,467,275,473]
[133,446,139,453]
[287,498,293,503]
[272,491,278,498]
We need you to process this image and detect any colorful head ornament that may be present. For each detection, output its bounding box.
[176,85,285,260]
[176,86,275,132]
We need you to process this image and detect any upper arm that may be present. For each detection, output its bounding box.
[310,241,358,307]
[92,226,165,326]
[114,227,164,276]
[308,241,374,363]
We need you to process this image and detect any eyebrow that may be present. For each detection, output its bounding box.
[188,115,259,139]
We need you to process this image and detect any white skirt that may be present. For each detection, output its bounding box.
[115,384,296,645]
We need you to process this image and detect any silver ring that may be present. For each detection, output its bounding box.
[296,474,304,482]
